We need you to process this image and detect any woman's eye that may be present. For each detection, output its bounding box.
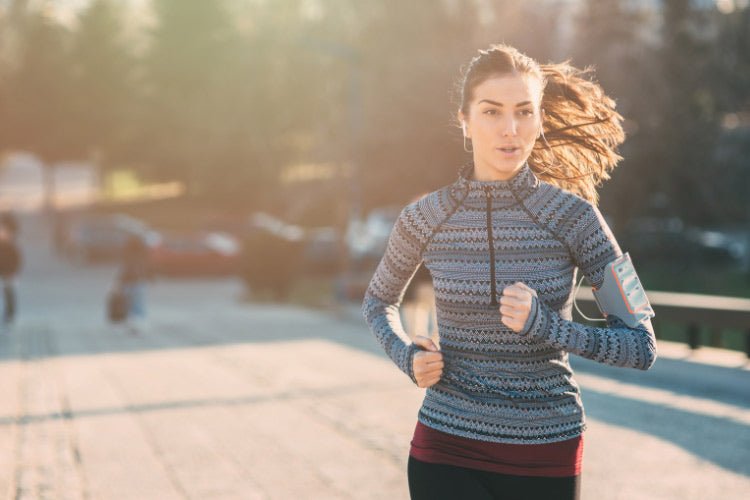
[518,109,533,117]
[483,109,498,116]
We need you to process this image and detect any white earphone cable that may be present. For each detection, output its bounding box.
[573,274,607,322]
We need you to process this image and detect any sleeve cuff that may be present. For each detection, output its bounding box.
[520,294,548,340]
[404,343,420,384]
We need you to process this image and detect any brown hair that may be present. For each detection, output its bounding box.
[458,44,625,205]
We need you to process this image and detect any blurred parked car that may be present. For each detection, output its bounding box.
[620,216,746,267]
[149,231,240,276]
[240,213,306,299]
[303,226,343,275]
[685,227,748,266]
[65,213,158,263]
[347,206,400,271]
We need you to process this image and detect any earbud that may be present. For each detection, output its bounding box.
[462,122,467,137]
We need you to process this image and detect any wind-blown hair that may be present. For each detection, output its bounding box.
[458,44,625,205]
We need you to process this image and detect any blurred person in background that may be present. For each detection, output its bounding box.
[0,213,21,331]
[118,234,151,334]
[1,212,19,240]
[52,211,70,256]
[363,44,657,500]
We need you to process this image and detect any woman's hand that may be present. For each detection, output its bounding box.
[499,282,537,333]
[412,336,443,388]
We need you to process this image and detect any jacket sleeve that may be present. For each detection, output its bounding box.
[521,201,657,370]
[362,205,425,383]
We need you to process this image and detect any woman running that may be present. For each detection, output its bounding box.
[362,44,657,500]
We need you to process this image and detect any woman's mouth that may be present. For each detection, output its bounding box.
[497,147,519,155]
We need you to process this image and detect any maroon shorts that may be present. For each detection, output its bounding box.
[409,421,584,477]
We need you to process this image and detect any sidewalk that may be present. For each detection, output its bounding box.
[0,270,748,498]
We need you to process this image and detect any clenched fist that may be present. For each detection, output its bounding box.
[412,336,443,388]
[499,281,537,333]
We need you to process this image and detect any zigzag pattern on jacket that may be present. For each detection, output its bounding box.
[362,162,657,444]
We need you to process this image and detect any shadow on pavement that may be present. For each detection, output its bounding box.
[581,386,750,477]
[570,355,750,410]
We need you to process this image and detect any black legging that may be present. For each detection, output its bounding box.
[408,456,580,500]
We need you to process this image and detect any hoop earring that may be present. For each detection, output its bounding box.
[463,135,473,153]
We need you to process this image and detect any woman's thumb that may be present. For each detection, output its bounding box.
[413,335,438,352]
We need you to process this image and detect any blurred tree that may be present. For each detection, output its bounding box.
[487,0,562,62]
[0,1,26,153]
[141,0,245,197]
[0,16,7,155]
[69,0,137,175]
[657,0,722,226]
[707,6,750,223]
[572,0,661,230]
[355,0,480,211]
[235,0,333,211]
[3,7,79,210]
[713,5,750,110]
[138,0,329,208]
[574,0,749,229]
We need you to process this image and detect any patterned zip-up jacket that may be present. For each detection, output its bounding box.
[362,162,657,444]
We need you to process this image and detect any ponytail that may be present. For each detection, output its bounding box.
[531,62,625,205]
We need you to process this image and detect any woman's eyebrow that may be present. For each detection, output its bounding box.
[478,99,533,107]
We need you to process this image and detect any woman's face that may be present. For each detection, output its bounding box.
[460,73,543,181]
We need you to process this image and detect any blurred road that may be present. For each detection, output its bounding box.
[0,214,748,500]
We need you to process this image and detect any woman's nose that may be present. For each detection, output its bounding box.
[500,116,517,136]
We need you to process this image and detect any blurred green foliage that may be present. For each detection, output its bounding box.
[0,0,747,230]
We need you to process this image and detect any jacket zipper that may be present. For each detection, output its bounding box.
[485,190,498,307]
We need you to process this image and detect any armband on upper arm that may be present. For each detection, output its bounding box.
[591,253,655,328]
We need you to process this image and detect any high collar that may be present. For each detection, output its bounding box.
[450,161,540,209]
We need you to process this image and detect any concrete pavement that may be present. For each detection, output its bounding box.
[0,214,748,499]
